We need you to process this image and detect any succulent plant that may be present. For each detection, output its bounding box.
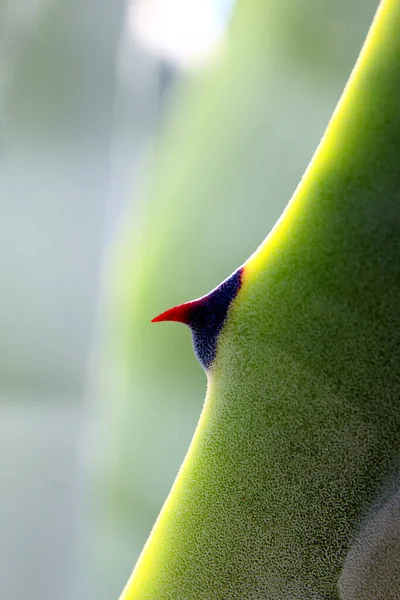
[118,1,400,598]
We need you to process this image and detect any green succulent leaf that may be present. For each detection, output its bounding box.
[120,1,400,598]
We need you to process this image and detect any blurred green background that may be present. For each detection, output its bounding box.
[0,1,378,599]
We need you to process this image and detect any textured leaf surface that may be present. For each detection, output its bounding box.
[121,1,400,598]
[90,3,377,596]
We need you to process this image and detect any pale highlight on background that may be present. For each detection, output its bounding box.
[129,0,231,68]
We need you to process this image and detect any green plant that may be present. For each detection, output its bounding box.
[119,0,400,597]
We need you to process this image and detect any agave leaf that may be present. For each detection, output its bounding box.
[121,0,400,598]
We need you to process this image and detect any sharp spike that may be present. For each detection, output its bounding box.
[151,267,243,370]
[151,301,195,325]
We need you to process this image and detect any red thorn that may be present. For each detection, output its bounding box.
[151,301,196,325]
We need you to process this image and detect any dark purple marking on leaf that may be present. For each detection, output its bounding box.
[152,267,243,370]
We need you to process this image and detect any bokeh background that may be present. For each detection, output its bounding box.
[0,1,378,599]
